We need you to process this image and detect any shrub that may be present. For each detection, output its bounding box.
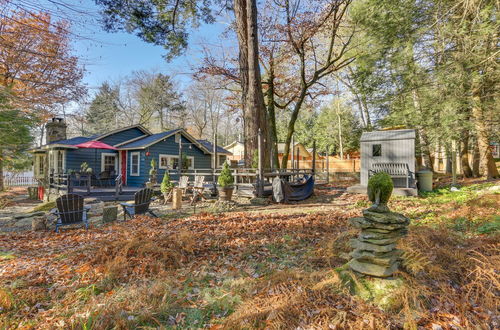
[160,171,174,194]
[218,162,234,188]
[367,172,393,205]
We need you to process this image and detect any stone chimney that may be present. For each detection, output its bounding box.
[45,117,67,144]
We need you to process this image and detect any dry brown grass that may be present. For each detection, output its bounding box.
[90,230,196,280]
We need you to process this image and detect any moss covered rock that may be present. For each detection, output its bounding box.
[367,172,393,212]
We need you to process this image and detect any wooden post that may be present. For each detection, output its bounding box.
[213,128,218,169]
[296,147,300,170]
[257,128,264,197]
[172,187,182,210]
[452,140,457,186]
[178,133,182,177]
[312,140,316,174]
[291,135,295,170]
[326,146,330,183]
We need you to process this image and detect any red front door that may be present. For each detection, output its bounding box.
[121,150,127,185]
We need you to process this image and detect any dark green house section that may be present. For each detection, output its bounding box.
[126,134,211,187]
[98,127,146,146]
[66,148,118,174]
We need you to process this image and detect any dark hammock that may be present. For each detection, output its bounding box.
[272,175,314,203]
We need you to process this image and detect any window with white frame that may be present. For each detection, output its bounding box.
[158,154,194,170]
[48,150,65,173]
[101,153,117,173]
[34,154,45,178]
[130,152,140,176]
[57,150,65,173]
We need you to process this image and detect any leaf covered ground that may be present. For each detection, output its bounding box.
[0,180,499,329]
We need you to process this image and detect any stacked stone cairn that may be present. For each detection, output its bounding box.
[348,172,410,277]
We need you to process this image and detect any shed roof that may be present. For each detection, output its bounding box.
[360,129,416,142]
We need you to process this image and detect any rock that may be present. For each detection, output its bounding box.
[350,239,396,253]
[349,217,406,231]
[357,235,401,246]
[14,211,45,220]
[359,229,407,240]
[349,259,399,277]
[250,197,270,206]
[31,216,47,231]
[102,205,118,223]
[362,210,410,224]
[351,250,401,266]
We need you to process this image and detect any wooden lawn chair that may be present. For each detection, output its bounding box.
[178,175,189,196]
[190,176,205,205]
[52,193,90,232]
[120,188,158,220]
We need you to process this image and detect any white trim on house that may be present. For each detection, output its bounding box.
[130,152,140,176]
[101,152,118,173]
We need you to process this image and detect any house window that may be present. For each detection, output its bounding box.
[372,144,382,157]
[48,150,65,174]
[130,152,140,176]
[34,154,45,178]
[101,153,117,173]
[159,154,194,170]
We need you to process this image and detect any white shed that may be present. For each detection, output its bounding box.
[360,129,416,187]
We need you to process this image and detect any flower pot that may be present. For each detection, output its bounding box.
[218,186,234,201]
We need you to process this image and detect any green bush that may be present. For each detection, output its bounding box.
[218,162,234,188]
[367,172,393,205]
[160,172,174,194]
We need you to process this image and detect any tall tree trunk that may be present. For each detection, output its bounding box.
[245,0,269,168]
[0,149,4,191]
[265,54,279,169]
[460,131,473,177]
[471,136,480,177]
[280,89,307,169]
[234,0,249,163]
[234,0,268,168]
[471,80,499,178]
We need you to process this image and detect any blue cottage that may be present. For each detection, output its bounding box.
[31,118,231,187]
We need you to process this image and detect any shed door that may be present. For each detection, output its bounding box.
[121,150,127,185]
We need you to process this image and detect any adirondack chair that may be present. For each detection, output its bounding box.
[52,193,90,232]
[178,176,190,196]
[120,187,158,220]
[190,176,205,204]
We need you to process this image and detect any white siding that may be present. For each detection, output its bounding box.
[360,130,415,186]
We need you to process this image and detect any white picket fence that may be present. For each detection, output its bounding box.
[3,175,37,187]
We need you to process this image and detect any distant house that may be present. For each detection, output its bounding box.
[31,118,231,187]
[225,141,245,162]
[277,142,310,168]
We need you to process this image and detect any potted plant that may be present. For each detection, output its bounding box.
[160,171,174,204]
[218,162,234,201]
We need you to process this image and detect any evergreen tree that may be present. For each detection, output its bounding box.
[85,81,120,134]
[0,89,35,190]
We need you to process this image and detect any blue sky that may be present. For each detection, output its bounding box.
[32,0,232,93]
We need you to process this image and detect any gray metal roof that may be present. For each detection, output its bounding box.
[197,140,232,155]
[360,129,416,142]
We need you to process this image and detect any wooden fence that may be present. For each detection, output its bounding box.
[3,176,37,187]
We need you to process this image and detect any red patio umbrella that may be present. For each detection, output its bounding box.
[75,140,117,150]
[75,140,117,174]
